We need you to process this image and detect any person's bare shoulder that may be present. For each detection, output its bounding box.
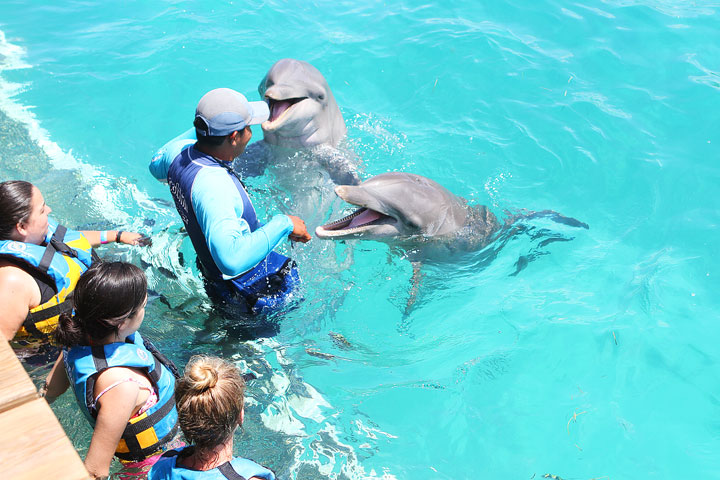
[0,261,37,298]
[0,262,39,339]
[94,366,151,392]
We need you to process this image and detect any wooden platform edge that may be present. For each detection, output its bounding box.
[0,335,90,480]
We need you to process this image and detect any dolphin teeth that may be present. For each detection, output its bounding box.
[317,208,393,237]
[321,208,366,231]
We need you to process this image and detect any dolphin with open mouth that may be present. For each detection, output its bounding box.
[315,171,588,252]
[315,172,500,249]
[259,58,347,149]
[238,58,359,186]
[316,172,589,316]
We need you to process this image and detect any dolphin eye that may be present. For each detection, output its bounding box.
[318,93,325,100]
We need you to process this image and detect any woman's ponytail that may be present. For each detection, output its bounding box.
[54,311,86,347]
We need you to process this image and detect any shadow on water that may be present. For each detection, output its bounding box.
[491,209,589,277]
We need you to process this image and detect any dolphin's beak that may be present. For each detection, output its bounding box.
[335,185,349,198]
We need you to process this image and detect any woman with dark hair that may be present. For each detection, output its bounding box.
[44,261,180,479]
[0,180,150,348]
[148,355,275,480]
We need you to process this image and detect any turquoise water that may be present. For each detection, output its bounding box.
[1,1,720,478]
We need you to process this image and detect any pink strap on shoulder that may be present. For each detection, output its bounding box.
[90,378,152,409]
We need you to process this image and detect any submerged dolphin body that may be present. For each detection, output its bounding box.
[259,58,347,149]
[315,172,500,253]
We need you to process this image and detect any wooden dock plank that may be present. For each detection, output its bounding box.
[0,334,89,479]
[0,398,89,479]
[0,338,37,414]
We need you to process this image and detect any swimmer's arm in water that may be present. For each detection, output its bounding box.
[192,169,307,277]
[81,230,152,247]
[43,352,70,402]
[149,128,197,183]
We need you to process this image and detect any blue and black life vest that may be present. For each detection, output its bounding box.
[64,331,180,462]
[0,219,96,339]
[149,446,275,480]
[167,146,298,313]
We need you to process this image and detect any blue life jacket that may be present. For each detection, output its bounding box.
[0,219,96,340]
[64,331,180,462]
[149,447,275,480]
[167,146,298,313]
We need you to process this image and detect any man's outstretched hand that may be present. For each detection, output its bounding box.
[287,215,311,243]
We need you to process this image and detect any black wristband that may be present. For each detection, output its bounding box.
[116,230,124,243]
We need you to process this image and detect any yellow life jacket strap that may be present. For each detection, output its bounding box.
[86,341,180,462]
[22,225,76,336]
[115,395,179,461]
[25,300,73,326]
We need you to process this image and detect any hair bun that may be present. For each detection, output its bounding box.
[188,361,219,391]
[175,354,246,449]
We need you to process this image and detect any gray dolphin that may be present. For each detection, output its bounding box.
[259,58,347,148]
[315,172,499,249]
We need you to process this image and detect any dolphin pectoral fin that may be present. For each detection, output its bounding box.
[337,241,355,271]
[396,260,423,336]
[316,147,361,186]
[403,261,424,318]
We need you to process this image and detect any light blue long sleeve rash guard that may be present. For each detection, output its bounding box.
[150,129,294,278]
[149,128,197,181]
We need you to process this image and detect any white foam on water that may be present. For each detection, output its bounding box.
[0,29,145,225]
[250,338,397,479]
[0,29,190,291]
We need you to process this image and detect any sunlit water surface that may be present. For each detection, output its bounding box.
[1,1,719,478]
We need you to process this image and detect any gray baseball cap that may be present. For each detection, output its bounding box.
[194,88,270,137]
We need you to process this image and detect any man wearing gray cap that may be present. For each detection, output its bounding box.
[153,88,310,314]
